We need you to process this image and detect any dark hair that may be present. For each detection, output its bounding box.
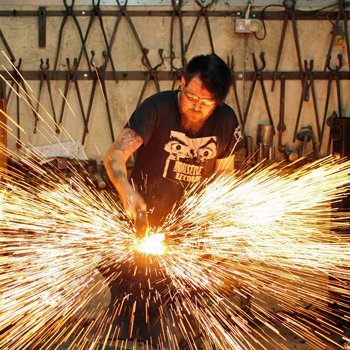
[183,54,232,104]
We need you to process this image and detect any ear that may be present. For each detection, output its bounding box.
[180,77,186,89]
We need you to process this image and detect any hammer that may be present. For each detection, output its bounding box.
[296,126,319,159]
[134,208,149,238]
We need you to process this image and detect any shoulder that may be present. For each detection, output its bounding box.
[145,90,178,106]
[214,103,238,125]
[216,103,235,116]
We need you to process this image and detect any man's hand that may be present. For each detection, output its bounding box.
[122,187,146,221]
[122,187,149,237]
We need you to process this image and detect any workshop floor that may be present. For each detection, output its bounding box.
[54,269,349,350]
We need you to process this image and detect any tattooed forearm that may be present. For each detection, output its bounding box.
[113,128,143,153]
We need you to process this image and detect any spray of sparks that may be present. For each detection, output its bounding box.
[0,152,349,350]
[0,53,350,349]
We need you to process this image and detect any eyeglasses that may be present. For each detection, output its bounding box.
[182,87,216,107]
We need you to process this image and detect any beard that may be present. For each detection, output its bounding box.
[180,116,206,134]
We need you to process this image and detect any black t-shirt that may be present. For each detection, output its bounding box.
[128,90,242,226]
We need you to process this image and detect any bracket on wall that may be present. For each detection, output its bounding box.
[38,6,46,48]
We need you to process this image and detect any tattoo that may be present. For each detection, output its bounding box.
[114,169,126,179]
[113,128,143,153]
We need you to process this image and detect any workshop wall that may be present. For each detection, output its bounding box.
[0,2,349,165]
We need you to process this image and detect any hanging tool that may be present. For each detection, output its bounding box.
[6,59,37,147]
[243,52,274,133]
[185,0,215,55]
[136,48,164,108]
[58,58,87,136]
[38,7,46,48]
[296,125,319,160]
[76,0,118,82]
[324,0,350,71]
[325,111,337,155]
[82,51,114,145]
[53,0,91,72]
[108,0,153,74]
[227,55,243,128]
[0,29,15,62]
[170,0,185,90]
[277,74,286,154]
[0,81,6,170]
[34,58,58,134]
[293,59,321,145]
[320,54,343,151]
[271,0,303,92]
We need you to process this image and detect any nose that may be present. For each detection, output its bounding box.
[193,100,202,111]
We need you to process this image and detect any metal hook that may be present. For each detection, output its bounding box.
[194,0,214,9]
[116,0,128,9]
[252,52,266,72]
[63,0,75,10]
[326,54,343,72]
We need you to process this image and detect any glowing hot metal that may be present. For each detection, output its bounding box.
[135,233,166,255]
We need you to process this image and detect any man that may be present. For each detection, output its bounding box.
[105,53,243,232]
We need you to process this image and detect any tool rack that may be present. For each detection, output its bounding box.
[0,0,349,173]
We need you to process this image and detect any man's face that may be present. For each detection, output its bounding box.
[178,76,216,129]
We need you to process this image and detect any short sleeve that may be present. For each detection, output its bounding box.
[127,97,159,146]
[217,108,243,159]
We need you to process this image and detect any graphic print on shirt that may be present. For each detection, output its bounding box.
[163,131,217,183]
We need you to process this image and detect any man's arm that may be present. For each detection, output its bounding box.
[104,127,145,220]
[215,155,235,176]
